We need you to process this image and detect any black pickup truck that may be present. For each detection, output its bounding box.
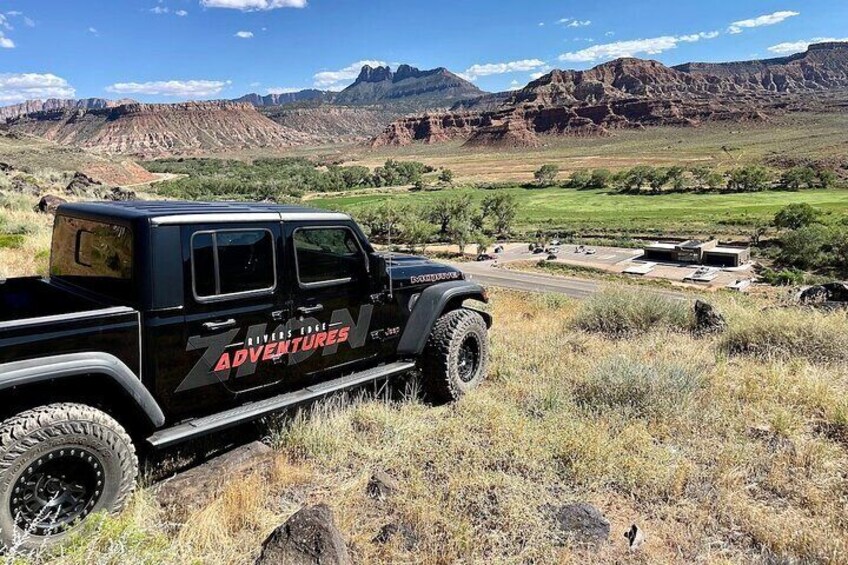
[0,201,490,549]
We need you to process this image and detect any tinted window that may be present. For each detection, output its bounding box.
[191,229,275,299]
[294,227,364,285]
[50,216,134,302]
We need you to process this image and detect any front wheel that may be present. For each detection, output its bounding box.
[0,403,138,551]
[420,309,490,402]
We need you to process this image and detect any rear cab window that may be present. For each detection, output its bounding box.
[190,228,276,302]
[50,215,134,303]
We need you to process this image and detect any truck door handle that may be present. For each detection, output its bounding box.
[202,319,237,331]
[296,304,324,316]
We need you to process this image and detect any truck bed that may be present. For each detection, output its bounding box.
[0,277,141,373]
[0,277,104,323]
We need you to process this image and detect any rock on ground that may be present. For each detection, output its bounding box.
[694,299,726,333]
[257,504,350,565]
[154,441,273,519]
[366,470,399,501]
[549,502,611,547]
[34,195,67,214]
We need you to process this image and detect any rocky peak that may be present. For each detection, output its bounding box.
[356,65,393,84]
[394,64,422,81]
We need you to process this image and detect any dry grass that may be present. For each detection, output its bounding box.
[6,288,843,564]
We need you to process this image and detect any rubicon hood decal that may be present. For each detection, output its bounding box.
[176,306,373,393]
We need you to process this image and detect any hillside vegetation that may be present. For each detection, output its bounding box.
[18,289,847,564]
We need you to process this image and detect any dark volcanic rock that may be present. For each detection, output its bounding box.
[366,470,399,501]
[104,186,137,201]
[257,504,350,565]
[549,503,611,546]
[798,281,848,305]
[34,194,67,214]
[694,299,726,333]
[65,171,102,196]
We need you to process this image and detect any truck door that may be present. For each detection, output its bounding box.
[174,223,290,405]
[282,222,382,385]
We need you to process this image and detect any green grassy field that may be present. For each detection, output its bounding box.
[310,186,848,236]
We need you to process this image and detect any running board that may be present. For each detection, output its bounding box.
[147,361,416,449]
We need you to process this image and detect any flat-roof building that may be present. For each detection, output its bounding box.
[643,239,750,268]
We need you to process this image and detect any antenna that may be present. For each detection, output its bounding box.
[387,218,394,299]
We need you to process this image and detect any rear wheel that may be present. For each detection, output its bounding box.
[421,309,490,402]
[0,403,138,551]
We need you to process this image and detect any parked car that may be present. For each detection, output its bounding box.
[0,201,492,549]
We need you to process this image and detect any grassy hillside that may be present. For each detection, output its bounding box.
[22,289,848,564]
[319,113,848,183]
[310,185,848,236]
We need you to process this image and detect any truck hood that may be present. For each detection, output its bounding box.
[380,253,465,290]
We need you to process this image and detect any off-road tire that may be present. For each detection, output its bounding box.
[0,403,138,551]
[421,309,489,402]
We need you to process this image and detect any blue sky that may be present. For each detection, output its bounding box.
[1,0,847,104]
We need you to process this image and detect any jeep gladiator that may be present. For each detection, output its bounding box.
[0,201,491,548]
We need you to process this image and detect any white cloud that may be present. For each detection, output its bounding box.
[605,31,615,37]
[568,20,591,28]
[558,31,719,63]
[175,9,188,16]
[0,73,76,103]
[728,11,799,34]
[235,31,254,38]
[106,79,231,98]
[768,37,848,54]
[530,72,546,80]
[508,80,522,91]
[23,16,35,27]
[538,22,544,27]
[0,34,13,48]
[200,0,307,11]
[462,59,546,81]
[150,6,169,14]
[313,59,387,88]
[87,27,98,36]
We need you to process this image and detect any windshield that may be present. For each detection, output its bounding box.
[50,215,135,304]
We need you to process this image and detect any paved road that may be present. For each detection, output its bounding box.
[455,260,685,300]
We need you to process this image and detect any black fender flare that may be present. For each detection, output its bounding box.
[0,352,166,428]
[397,280,491,356]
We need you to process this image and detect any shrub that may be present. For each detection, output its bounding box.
[773,203,821,230]
[572,287,692,336]
[534,164,560,186]
[721,306,848,363]
[575,355,707,419]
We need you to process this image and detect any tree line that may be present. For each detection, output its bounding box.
[145,157,436,200]
[533,164,839,192]
[356,193,519,254]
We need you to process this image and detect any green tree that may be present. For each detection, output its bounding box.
[625,165,653,190]
[481,192,519,237]
[412,178,428,191]
[816,168,837,188]
[780,166,817,190]
[402,217,436,253]
[727,165,772,191]
[590,168,612,188]
[438,168,454,184]
[472,232,494,255]
[646,167,668,192]
[534,164,560,186]
[427,198,454,237]
[776,224,832,271]
[773,203,821,230]
[665,166,686,190]
[568,168,592,189]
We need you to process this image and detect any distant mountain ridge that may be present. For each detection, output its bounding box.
[5,101,309,157]
[373,42,848,147]
[0,98,136,122]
